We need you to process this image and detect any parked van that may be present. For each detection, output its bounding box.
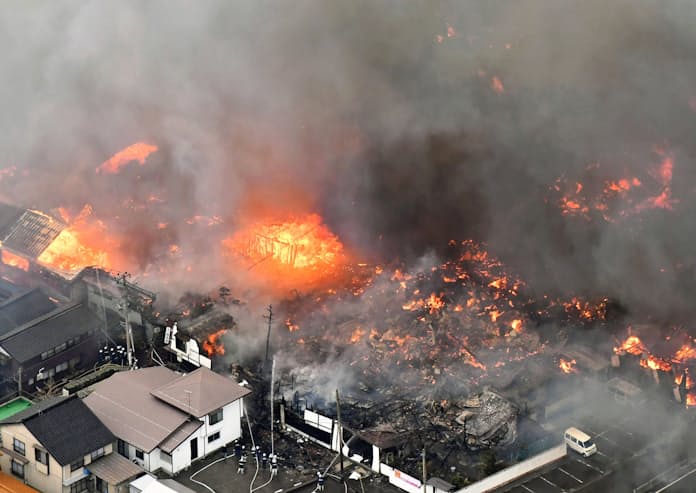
[564,427,597,457]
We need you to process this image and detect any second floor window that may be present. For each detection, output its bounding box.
[35,448,49,465]
[208,408,223,425]
[90,447,104,461]
[70,457,84,472]
[13,438,25,456]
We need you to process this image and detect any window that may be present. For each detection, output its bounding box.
[135,449,144,460]
[208,408,223,425]
[10,460,24,479]
[117,439,127,457]
[207,432,220,443]
[13,438,25,456]
[55,342,67,353]
[90,447,104,461]
[69,356,81,369]
[70,477,90,493]
[96,477,107,493]
[70,457,84,472]
[56,361,69,373]
[35,448,49,465]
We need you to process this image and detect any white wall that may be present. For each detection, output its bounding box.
[456,444,567,493]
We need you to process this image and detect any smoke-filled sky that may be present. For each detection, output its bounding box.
[1,0,696,317]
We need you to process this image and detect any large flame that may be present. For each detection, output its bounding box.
[96,142,158,174]
[202,329,227,356]
[0,250,29,271]
[223,213,345,287]
[37,205,116,273]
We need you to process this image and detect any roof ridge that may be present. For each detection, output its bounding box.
[0,301,84,341]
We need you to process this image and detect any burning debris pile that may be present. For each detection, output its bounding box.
[279,239,609,403]
[550,149,675,223]
[613,327,696,406]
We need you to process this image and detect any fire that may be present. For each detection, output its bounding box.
[552,150,677,222]
[559,357,577,374]
[350,328,366,343]
[0,250,29,271]
[96,142,158,174]
[640,355,671,372]
[673,342,696,363]
[687,394,696,407]
[202,329,227,356]
[223,213,345,287]
[490,76,504,94]
[37,205,115,273]
[614,335,646,356]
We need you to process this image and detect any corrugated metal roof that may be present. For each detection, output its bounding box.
[83,367,190,452]
[86,452,144,485]
[1,209,65,258]
[151,367,250,418]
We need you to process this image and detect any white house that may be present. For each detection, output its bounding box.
[83,366,250,474]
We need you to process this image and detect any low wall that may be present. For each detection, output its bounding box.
[457,444,567,493]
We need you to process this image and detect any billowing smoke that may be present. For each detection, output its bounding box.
[1,0,696,319]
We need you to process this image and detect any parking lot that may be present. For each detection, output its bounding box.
[497,385,677,492]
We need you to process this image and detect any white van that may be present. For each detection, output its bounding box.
[564,427,597,457]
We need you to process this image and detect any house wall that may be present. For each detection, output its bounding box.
[0,423,64,493]
[22,334,100,388]
[113,398,245,475]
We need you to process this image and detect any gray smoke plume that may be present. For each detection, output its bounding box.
[1,0,695,319]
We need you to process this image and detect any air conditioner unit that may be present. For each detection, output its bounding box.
[131,457,145,467]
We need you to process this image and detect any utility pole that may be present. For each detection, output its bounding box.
[270,357,276,456]
[116,272,135,369]
[336,389,344,478]
[422,446,427,493]
[263,305,273,368]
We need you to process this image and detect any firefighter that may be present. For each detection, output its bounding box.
[261,452,268,469]
[317,471,325,492]
[234,441,241,460]
[237,450,247,474]
[270,454,278,477]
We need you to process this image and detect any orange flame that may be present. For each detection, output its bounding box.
[640,355,671,372]
[223,213,345,288]
[491,76,504,94]
[614,335,646,356]
[0,250,29,271]
[96,142,158,174]
[687,393,696,407]
[37,205,115,273]
[202,329,227,356]
[559,357,577,374]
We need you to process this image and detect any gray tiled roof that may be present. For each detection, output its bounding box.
[22,396,114,465]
